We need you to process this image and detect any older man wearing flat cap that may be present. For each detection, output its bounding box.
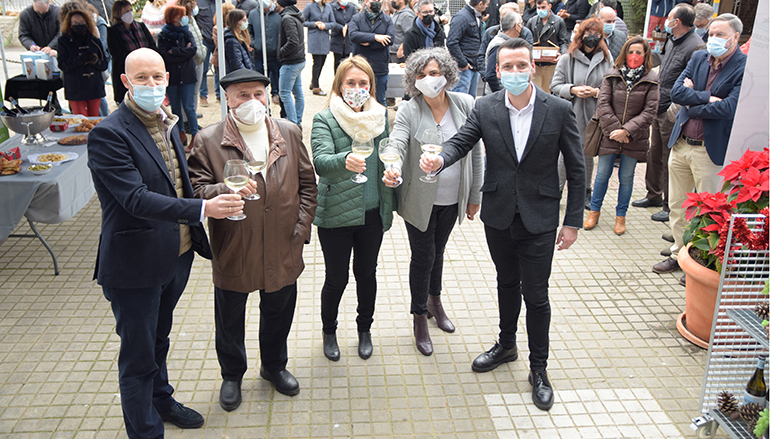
[187,69,317,408]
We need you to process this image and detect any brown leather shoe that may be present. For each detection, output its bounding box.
[312,88,327,96]
[584,211,600,230]
[427,295,455,333]
[413,314,433,356]
[178,131,188,147]
[652,257,680,274]
[199,97,209,107]
[613,216,626,235]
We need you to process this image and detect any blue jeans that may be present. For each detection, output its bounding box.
[200,39,215,99]
[452,68,479,97]
[167,83,198,135]
[374,73,388,107]
[591,153,638,217]
[279,61,305,126]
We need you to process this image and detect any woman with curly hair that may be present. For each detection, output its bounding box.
[58,8,108,116]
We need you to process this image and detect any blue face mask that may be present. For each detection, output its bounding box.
[536,8,548,18]
[192,6,199,16]
[603,23,614,35]
[500,71,530,96]
[707,36,732,57]
[268,2,276,11]
[664,19,674,34]
[180,16,189,26]
[694,26,707,37]
[128,79,167,112]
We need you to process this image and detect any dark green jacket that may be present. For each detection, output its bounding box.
[311,108,396,230]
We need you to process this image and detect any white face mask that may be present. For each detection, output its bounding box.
[121,11,133,24]
[414,75,447,98]
[233,98,266,126]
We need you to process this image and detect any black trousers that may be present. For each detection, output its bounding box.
[333,51,350,73]
[318,209,384,334]
[404,204,458,315]
[484,214,556,372]
[102,250,194,439]
[215,283,297,380]
[311,53,327,89]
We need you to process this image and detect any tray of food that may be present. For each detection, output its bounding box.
[74,119,102,132]
[0,157,21,175]
[58,134,88,145]
[28,152,78,165]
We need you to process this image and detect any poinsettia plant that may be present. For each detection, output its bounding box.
[682,148,769,273]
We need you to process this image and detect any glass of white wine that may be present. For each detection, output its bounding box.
[420,129,443,183]
[350,132,374,184]
[378,138,402,187]
[223,159,249,221]
[244,159,267,200]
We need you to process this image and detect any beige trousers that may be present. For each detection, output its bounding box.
[668,136,724,258]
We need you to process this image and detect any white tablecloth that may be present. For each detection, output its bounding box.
[0,130,94,242]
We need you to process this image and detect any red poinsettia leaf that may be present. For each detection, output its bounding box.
[702,223,721,233]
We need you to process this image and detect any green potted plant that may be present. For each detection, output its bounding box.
[676,148,769,347]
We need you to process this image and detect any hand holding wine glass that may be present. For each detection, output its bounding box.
[379,138,402,187]
[223,159,249,221]
[243,159,267,200]
[419,129,443,183]
[350,132,374,184]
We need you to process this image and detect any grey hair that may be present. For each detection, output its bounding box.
[694,3,714,21]
[712,13,742,35]
[416,0,433,9]
[403,47,460,97]
[500,11,520,32]
[499,2,518,14]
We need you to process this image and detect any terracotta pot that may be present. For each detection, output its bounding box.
[677,243,721,348]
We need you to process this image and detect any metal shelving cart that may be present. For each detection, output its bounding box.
[690,214,769,438]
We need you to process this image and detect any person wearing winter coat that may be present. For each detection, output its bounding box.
[550,18,613,208]
[107,0,157,104]
[276,0,306,127]
[304,0,336,95]
[329,0,358,71]
[402,0,445,60]
[349,0,395,106]
[584,36,660,235]
[58,9,108,116]
[157,5,198,146]
[224,9,253,73]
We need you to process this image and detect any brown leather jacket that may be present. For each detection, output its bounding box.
[596,66,660,162]
[187,115,318,293]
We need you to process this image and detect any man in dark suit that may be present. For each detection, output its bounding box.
[87,48,243,439]
[653,13,747,276]
[421,37,585,412]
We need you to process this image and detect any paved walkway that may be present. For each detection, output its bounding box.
[0,52,712,438]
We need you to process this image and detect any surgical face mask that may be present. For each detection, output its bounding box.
[180,16,189,26]
[603,22,614,35]
[127,79,167,112]
[500,71,530,96]
[707,35,733,57]
[421,14,433,25]
[582,34,600,48]
[192,5,199,16]
[414,75,447,98]
[339,0,349,5]
[239,20,249,31]
[694,26,708,37]
[341,86,370,108]
[369,1,381,13]
[268,2,276,11]
[664,18,675,34]
[234,98,266,125]
[536,8,548,18]
[121,11,133,24]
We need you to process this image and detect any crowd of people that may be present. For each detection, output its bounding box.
[10,0,749,436]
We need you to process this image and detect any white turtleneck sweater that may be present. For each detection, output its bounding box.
[234,116,269,178]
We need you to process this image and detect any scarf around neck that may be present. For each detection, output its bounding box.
[415,17,436,48]
[619,64,645,90]
[328,94,387,140]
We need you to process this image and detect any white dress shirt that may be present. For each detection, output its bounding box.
[503,82,537,162]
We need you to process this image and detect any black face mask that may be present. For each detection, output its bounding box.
[391,1,398,8]
[73,24,88,36]
[582,34,600,48]
[421,14,433,25]
[369,1,381,13]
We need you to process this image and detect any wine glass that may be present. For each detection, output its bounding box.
[350,132,374,184]
[420,129,443,183]
[378,138,402,187]
[243,159,267,200]
[223,159,249,221]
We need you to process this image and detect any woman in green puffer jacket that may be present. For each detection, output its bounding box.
[310,55,397,363]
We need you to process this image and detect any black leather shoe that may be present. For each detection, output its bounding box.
[323,333,340,361]
[632,197,664,208]
[158,402,204,429]
[651,210,670,222]
[528,370,554,411]
[679,274,687,287]
[653,257,680,274]
[662,231,674,242]
[471,342,518,372]
[259,367,300,396]
[358,331,373,359]
[219,380,241,412]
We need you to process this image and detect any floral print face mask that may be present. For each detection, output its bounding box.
[341,86,370,108]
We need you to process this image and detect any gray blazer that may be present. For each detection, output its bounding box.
[441,88,585,234]
[390,92,484,232]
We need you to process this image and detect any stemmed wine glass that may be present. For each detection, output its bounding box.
[378,138,402,187]
[243,158,267,200]
[223,159,249,221]
[420,129,443,183]
[350,132,374,184]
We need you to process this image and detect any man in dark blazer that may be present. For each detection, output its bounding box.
[87,48,242,439]
[421,37,585,412]
[653,13,747,277]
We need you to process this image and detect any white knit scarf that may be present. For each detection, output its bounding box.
[328,93,387,140]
